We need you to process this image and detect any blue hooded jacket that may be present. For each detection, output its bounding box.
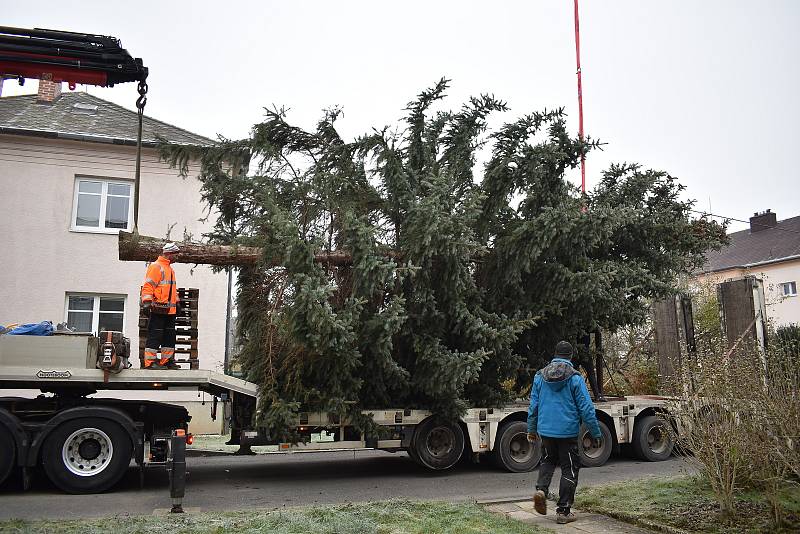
[527,358,601,439]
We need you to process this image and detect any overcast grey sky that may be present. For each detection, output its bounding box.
[4,1,798,231]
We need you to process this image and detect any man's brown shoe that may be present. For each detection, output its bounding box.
[533,490,547,515]
[556,511,577,524]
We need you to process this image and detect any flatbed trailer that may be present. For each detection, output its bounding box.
[230,394,674,472]
[0,333,675,494]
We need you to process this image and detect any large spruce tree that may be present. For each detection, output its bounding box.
[163,80,725,438]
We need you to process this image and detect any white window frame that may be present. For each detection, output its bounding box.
[64,293,127,334]
[779,281,797,297]
[70,176,134,234]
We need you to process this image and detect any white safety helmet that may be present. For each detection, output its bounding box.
[162,242,180,254]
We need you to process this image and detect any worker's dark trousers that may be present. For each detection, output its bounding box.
[536,436,581,514]
[145,313,176,364]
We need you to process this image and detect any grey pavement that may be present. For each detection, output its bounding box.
[0,450,690,521]
[484,499,655,534]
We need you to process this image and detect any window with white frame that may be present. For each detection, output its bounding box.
[71,178,133,232]
[65,294,126,333]
[780,281,797,297]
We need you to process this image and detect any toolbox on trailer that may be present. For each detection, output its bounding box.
[0,332,98,369]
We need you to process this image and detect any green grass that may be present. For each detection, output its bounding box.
[575,475,800,533]
[0,500,550,534]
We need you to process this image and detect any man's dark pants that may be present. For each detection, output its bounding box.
[536,436,581,514]
[145,313,176,363]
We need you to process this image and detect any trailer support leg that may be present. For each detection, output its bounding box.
[22,466,32,491]
[234,442,255,455]
[234,431,255,455]
[167,430,186,513]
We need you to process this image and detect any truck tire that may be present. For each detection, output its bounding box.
[578,420,612,468]
[406,446,423,466]
[632,415,674,461]
[412,417,464,471]
[0,428,15,487]
[41,417,132,494]
[490,420,540,472]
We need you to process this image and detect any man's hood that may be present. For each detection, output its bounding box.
[539,358,577,392]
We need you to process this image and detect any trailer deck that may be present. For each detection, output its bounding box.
[0,366,258,398]
[0,332,258,397]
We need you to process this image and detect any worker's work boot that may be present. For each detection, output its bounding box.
[147,363,167,370]
[164,360,181,370]
[556,511,577,524]
[533,489,547,515]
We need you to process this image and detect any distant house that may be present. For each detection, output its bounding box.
[696,210,800,327]
[0,80,228,433]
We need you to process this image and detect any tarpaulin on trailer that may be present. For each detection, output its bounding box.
[6,321,53,336]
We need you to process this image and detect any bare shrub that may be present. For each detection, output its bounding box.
[624,361,660,394]
[603,324,659,396]
[670,338,800,526]
[744,344,800,527]
[670,341,750,516]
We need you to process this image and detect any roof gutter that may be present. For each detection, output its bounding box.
[0,126,210,148]
[0,125,158,147]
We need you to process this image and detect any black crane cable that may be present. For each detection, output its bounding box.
[133,79,148,234]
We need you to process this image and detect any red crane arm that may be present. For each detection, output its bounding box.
[0,26,147,87]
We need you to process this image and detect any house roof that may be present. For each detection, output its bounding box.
[0,92,214,147]
[701,215,800,273]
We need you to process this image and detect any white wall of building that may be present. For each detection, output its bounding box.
[695,260,800,328]
[753,262,800,327]
[0,134,229,434]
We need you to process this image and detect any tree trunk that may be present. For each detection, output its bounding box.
[119,231,263,266]
[118,231,399,267]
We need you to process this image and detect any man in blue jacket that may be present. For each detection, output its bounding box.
[527,340,602,524]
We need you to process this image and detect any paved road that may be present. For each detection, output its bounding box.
[0,451,689,520]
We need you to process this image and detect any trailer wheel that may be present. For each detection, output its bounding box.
[490,420,540,472]
[578,420,613,467]
[406,445,423,466]
[41,418,132,494]
[632,415,674,461]
[0,428,15,487]
[412,417,464,471]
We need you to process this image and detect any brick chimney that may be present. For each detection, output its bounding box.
[37,74,62,103]
[749,209,777,233]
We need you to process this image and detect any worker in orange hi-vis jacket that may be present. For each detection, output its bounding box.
[140,242,181,370]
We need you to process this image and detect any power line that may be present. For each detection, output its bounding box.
[689,209,800,236]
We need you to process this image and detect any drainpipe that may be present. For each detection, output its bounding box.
[223,267,232,375]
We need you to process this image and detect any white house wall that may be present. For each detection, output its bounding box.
[0,134,228,434]
[695,261,800,328]
[755,262,800,327]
